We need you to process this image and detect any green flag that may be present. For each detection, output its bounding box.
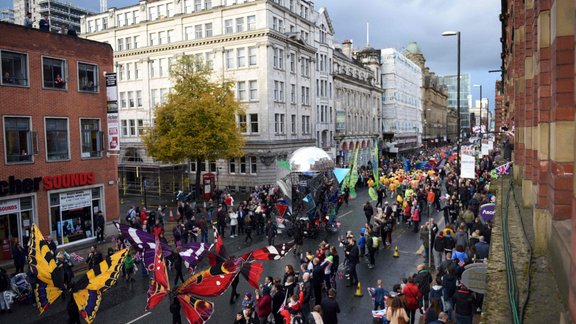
[277,160,291,171]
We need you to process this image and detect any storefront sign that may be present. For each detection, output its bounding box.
[0,172,95,197]
[0,176,42,197]
[60,190,92,211]
[106,72,118,113]
[0,199,20,215]
[460,154,476,179]
[107,113,120,152]
[480,203,496,221]
[43,172,95,190]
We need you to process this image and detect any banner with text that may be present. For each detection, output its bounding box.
[105,73,118,113]
[460,154,476,179]
[107,113,120,152]
[60,190,92,211]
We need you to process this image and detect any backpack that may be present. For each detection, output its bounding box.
[125,208,133,222]
[291,314,304,324]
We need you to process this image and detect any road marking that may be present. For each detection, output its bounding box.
[337,211,353,219]
[126,312,152,324]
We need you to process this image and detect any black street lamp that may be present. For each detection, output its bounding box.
[442,30,461,167]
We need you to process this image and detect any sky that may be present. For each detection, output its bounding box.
[2,0,502,110]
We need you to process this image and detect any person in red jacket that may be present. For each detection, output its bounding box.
[256,286,272,324]
[402,276,422,324]
[280,290,304,324]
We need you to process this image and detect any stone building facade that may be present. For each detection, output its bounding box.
[404,42,455,146]
[500,0,575,320]
[332,42,382,166]
[81,0,326,194]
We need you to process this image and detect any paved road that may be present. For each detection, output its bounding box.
[7,188,442,324]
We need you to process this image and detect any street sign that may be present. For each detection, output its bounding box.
[461,262,488,294]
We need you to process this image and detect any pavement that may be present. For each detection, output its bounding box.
[4,187,438,324]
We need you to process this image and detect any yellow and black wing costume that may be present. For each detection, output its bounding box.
[72,248,128,323]
[27,224,128,323]
[28,224,63,314]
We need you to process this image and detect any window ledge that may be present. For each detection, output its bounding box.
[1,83,29,88]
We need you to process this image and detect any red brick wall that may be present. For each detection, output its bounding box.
[0,22,119,235]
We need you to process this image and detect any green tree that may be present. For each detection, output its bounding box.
[142,55,245,199]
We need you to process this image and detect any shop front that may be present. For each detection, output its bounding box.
[49,186,103,246]
[0,196,34,261]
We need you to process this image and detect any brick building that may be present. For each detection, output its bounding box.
[494,80,506,133]
[0,22,118,258]
[500,0,575,320]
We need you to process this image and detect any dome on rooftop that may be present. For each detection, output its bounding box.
[405,42,422,55]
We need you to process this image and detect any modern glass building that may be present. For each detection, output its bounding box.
[439,73,471,137]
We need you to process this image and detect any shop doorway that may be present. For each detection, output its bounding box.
[0,213,19,261]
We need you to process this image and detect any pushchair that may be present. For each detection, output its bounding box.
[10,273,33,304]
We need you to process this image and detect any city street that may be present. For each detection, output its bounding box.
[4,187,441,324]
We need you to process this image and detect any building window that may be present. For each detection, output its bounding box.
[236,17,244,32]
[167,3,174,16]
[238,114,247,133]
[195,24,203,39]
[133,35,139,48]
[45,118,69,161]
[136,90,142,107]
[273,48,284,69]
[119,92,126,108]
[137,119,144,136]
[1,50,28,86]
[274,113,285,134]
[250,156,257,174]
[236,81,246,101]
[194,0,202,11]
[249,80,258,100]
[121,120,128,136]
[78,62,98,92]
[237,48,246,67]
[225,49,234,69]
[249,113,258,133]
[209,161,216,172]
[302,115,310,134]
[135,62,141,79]
[128,91,134,107]
[205,23,213,37]
[239,157,247,174]
[224,19,233,34]
[129,119,136,136]
[290,84,296,103]
[289,53,295,73]
[274,81,284,102]
[43,57,66,89]
[205,0,212,10]
[247,15,256,30]
[248,47,257,66]
[3,116,32,163]
[229,158,236,173]
[291,114,296,134]
[80,119,102,158]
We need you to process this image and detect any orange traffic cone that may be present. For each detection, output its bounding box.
[393,246,399,258]
[355,282,363,297]
[169,208,174,222]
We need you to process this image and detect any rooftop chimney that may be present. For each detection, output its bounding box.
[342,39,352,58]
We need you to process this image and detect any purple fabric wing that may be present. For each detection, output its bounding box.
[179,242,213,269]
[113,222,173,266]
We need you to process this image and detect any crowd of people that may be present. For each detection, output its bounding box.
[0,141,500,323]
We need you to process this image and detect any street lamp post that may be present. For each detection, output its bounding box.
[442,31,461,168]
[474,84,483,137]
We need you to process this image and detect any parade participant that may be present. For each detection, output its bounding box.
[255,286,272,324]
[345,237,359,288]
[86,245,103,270]
[364,201,375,224]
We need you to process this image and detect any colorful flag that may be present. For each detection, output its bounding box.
[333,168,350,183]
[495,162,512,175]
[276,160,291,171]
